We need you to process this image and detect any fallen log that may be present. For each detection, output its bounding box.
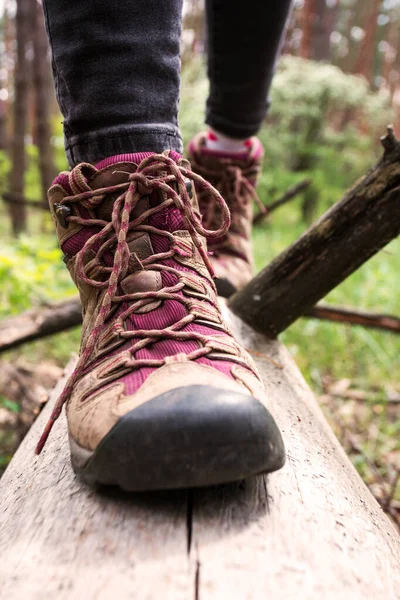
[230,126,400,337]
[253,178,312,225]
[1,191,48,210]
[2,293,400,355]
[305,303,400,333]
[0,306,399,599]
[0,298,82,354]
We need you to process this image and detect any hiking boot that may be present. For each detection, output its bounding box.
[37,151,285,491]
[188,132,265,297]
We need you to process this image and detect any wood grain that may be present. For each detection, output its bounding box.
[0,360,192,600]
[190,306,400,599]
[1,308,399,599]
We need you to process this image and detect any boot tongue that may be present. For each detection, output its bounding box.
[89,154,154,222]
[94,151,189,235]
[91,151,183,225]
[61,151,184,258]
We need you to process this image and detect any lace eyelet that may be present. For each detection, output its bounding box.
[185,179,193,198]
[54,203,72,228]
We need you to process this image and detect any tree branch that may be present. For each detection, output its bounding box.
[0,298,82,354]
[230,126,400,337]
[304,303,400,333]
[253,179,311,225]
[1,192,48,210]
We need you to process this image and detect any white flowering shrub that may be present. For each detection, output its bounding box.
[267,56,393,170]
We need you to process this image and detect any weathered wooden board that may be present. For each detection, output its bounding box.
[0,307,399,600]
[192,306,400,599]
[0,361,192,600]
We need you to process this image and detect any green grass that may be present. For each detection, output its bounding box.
[253,213,400,391]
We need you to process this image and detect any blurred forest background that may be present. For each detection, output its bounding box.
[0,0,399,527]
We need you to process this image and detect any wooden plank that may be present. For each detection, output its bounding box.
[1,310,400,599]
[190,306,400,599]
[0,360,193,600]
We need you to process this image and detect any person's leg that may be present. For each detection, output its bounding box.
[188,0,292,296]
[42,0,183,167]
[37,1,285,489]
[205,0,293,140]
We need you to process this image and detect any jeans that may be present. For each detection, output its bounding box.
[42,0,292,167]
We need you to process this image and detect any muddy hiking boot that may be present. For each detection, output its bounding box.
[36,152,285,491]
[188,132,266,297]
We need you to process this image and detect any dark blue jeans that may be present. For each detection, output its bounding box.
[42,0,292,167]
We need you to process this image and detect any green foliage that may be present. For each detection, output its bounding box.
[179,57,209,143]
[0,397,20,413]
[261,56,394,215]
[0,235,75,317]
[269,55,393,142]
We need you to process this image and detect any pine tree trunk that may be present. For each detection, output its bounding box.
[311,0,338,62]
[355,0,382,81]
[33,1,57,203]
[8,0,31,235]
[300,0,315,59]
[382,12,398,93]
[0,101,7,151]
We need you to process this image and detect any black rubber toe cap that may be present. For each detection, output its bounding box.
[71,385,286,491]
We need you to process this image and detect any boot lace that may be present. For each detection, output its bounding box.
[35,154,239,454]
[194,162,267,256]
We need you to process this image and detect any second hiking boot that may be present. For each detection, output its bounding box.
[36,152,285,491]
[188,132,265,297]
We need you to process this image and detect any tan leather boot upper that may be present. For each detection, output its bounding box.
[38,152,267,454]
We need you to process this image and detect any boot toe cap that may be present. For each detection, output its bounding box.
[70,384,285,491]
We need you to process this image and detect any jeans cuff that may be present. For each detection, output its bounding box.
[65,124,183,168]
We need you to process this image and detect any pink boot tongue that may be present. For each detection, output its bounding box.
[94,152,187,235]
[60,151,185,258]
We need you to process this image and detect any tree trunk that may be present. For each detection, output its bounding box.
[300,0,338,63]
[0,14,7,151]
[311,0,339,62]
[33,1,57,202]
[300,0,315,59]
[382,11,398,93]
[8,0,31,235]
[229,127,400,337]
[355,0,382,81]
[0,102,7,152]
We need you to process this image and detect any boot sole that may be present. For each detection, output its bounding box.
[69,385,285,491]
